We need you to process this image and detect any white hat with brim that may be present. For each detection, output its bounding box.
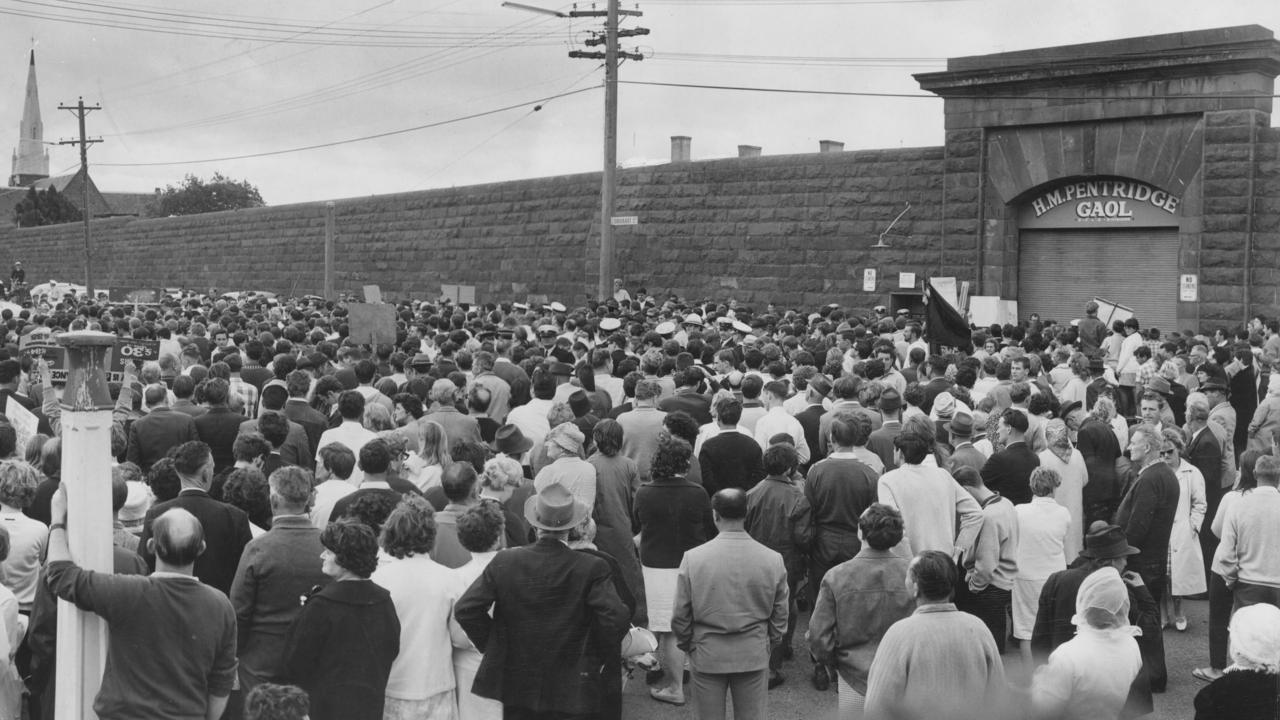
[732,320,752,334]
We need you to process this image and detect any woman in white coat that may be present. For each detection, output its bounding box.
[1161,428,1205,632]
[1037,420,1087,563]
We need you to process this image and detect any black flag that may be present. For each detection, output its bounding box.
[924,280,972,352]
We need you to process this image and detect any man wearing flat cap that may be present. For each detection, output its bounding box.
[456,483,628,720]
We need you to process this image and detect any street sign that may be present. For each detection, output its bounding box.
[610,215,638,226]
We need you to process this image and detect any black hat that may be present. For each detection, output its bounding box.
[1079,523,1141,559]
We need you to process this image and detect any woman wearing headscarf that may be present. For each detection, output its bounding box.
[370,496,468,720]
[1037,420,1087,562]
[1013,467,1070,673]
[1193,603,1280,719]
[1030,566,1142,720]
[1160,428,1205,632]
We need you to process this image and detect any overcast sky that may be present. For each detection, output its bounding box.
[2,0,1278,206]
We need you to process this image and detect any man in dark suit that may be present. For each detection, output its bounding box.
[1112,423,1179,692]
[171,375,207,418]
[946,411,986,475]
[238,340,275,390]
[1184,398,1225,579]
[239,381,312,471]
[127,384,199,473]
[919,356,953,415]
[138,441,253,595]
[658,368,713,426]
[493,339,532,409]
[456,483,628,719]
[282,371,328,460]
[194,378,249,474]
[793,374,831,472]
[229,466,328,705]
[1227,345,1259,458]
[980,409,1040,505]
[699,396,765,496]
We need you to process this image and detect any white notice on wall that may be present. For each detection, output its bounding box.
[1180,274,1198,302]
[898,272,916,289]
[863,268,877,292]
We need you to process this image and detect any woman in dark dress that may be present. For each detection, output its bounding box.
[1194,603,1280,720]
[282,519,401,720]
[633,434,715,706]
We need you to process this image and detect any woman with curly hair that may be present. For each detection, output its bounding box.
[371,497,467,720]
[282,519,400,720]
[633,434,715,706]
[0,459,47,613]
[221,468,272,536]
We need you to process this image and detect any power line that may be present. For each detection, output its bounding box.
[96,85,599,167]
[102,13,569,138]
[643,0,972,5]
[1,2,558,48]
[620,79,1280,100]
[652,51,945,67]
[108,0,402,99]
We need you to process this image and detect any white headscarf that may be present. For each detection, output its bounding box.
[1228,603,1280,674]
[1071,567,1140,639]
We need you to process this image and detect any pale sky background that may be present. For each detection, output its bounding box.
[1,0,1278,206]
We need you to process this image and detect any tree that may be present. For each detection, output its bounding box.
[148,172,265,217]
[13,185,83,227]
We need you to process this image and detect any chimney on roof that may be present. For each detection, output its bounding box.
[670,136,691,163]
[819,140,844,153]
[738,145,761,158]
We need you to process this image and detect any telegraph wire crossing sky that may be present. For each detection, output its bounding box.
[0,0,1277,206]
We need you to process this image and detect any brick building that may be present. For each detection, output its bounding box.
[0,25,1277,331]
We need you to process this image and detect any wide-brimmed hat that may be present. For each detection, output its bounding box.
[1200,378,1228,393]
[599,317,621,332]
[683,313,704,327]
[655,321,676,336]
[1079,523,1141,559]
[493,424,533,455]
[944,411,974,437]
[1145,376,1171,396]
[1058,400,1083,420]
[524,483,589,532]
[548,361,574,377]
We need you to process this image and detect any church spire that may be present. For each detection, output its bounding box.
[10,49,50,187]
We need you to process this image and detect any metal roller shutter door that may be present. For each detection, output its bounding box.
[1018,229,1180,333]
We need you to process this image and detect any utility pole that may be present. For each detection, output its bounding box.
[57,98,102,299]
[569,1,646,300]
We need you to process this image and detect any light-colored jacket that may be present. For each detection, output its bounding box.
[672,529,788,674]
[1169,460,1207,596]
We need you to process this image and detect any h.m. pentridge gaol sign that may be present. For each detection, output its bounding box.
[1018,178,1181,229]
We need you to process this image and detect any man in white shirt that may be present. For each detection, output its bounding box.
[754,381,810,465]
[314,391,377,484]
[310,443,357,529]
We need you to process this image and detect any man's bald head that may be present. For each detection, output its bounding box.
[150,508,205,567]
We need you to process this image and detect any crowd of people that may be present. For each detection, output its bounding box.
[0,282,1274,720]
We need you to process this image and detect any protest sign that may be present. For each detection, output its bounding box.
[346,303,398,345]
[4,401,37,458]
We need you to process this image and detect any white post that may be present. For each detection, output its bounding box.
[54,330,116,720]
